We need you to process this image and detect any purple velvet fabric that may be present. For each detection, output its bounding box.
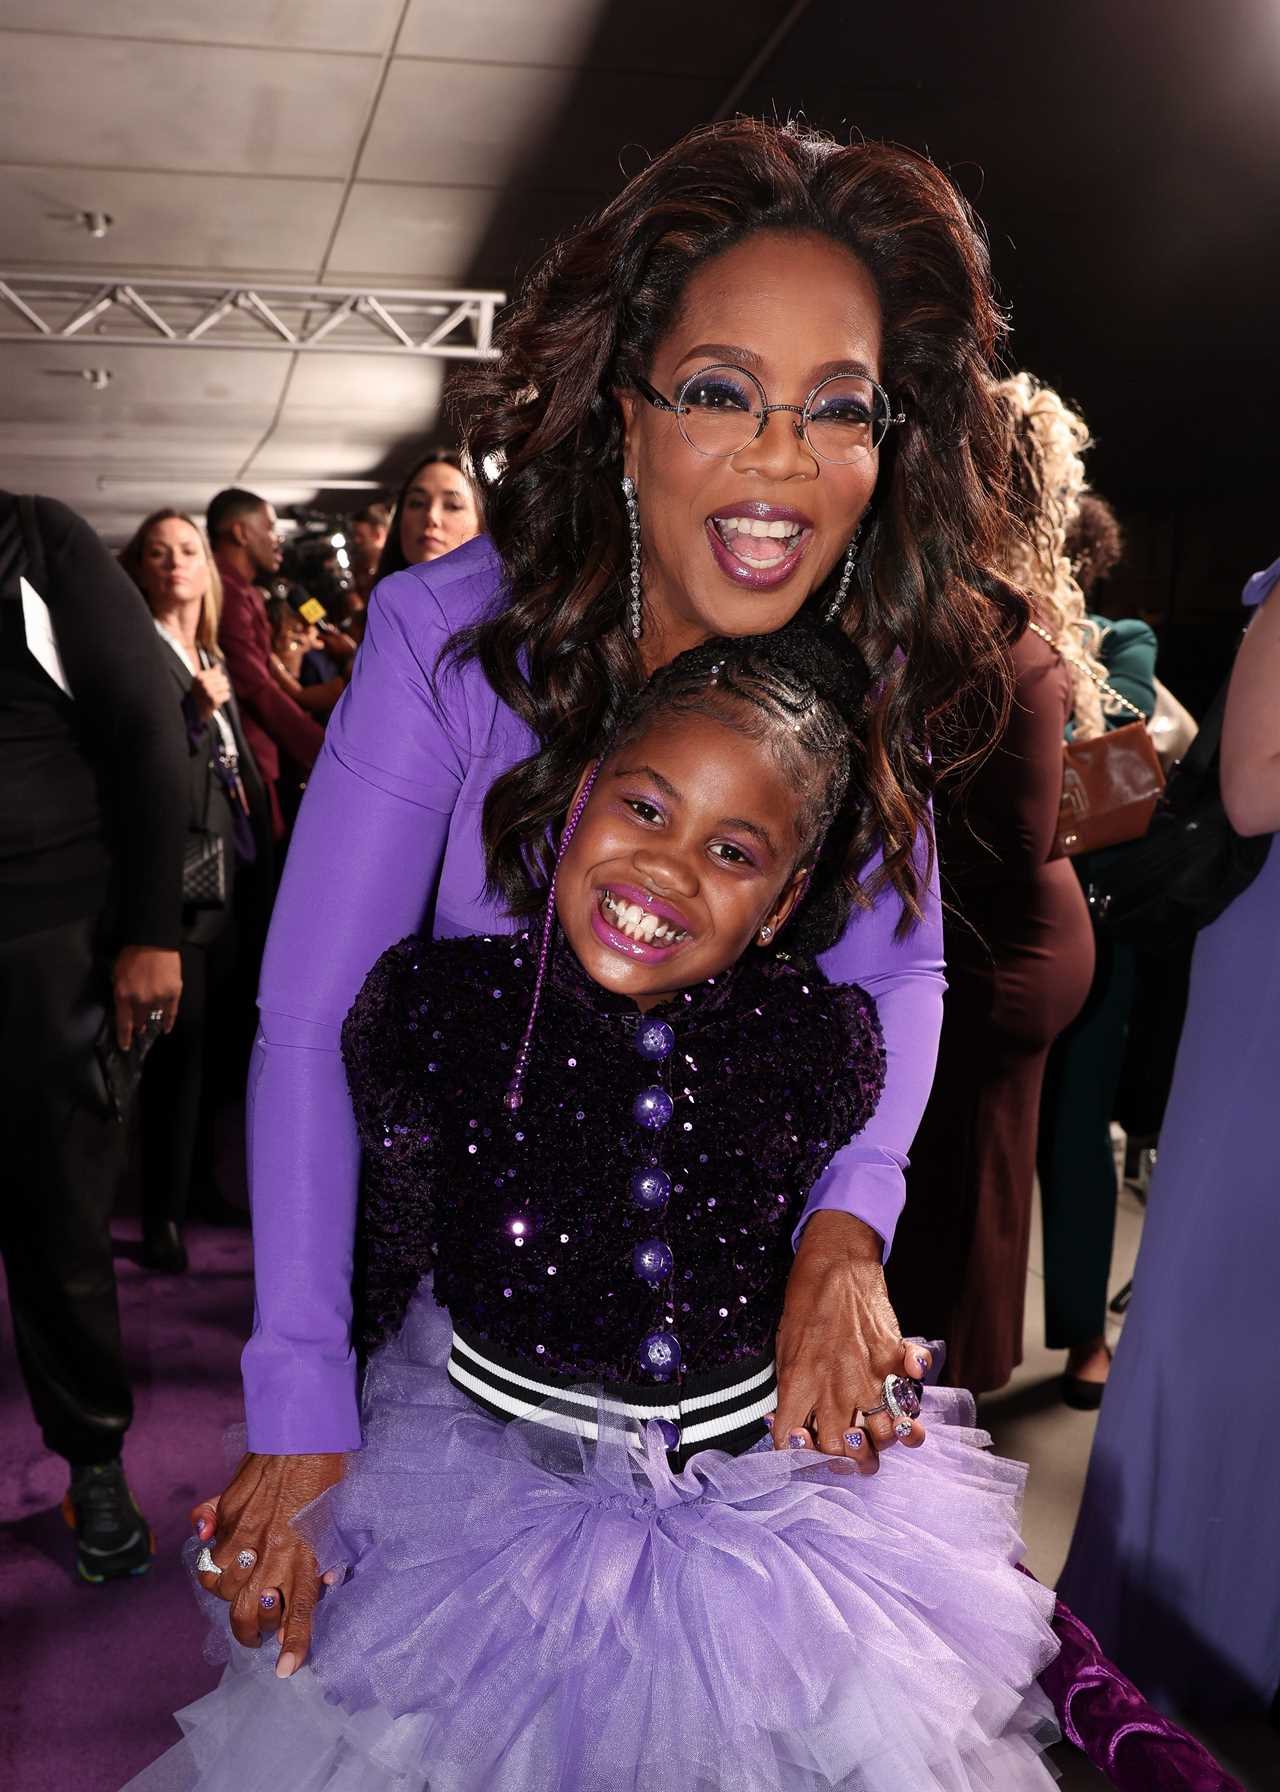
[242,538,946,1453]
[1044,1595,1244,1791]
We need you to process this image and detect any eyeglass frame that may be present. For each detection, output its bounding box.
[631,363,907,463]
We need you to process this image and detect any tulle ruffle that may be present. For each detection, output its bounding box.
[128,1288,1062,1791]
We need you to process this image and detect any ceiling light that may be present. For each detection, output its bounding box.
[80,211,114,239]
[80,367,112,389]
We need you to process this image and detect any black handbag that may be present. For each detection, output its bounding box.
[182,678,230,911]
[1083,674,1269,951]
[182,824,228,910]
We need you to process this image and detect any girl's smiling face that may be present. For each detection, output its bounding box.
[555,711,815,1010]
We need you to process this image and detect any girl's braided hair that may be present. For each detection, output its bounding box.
[598,623,873,956]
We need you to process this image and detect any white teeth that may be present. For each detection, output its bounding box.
[601,891,687,945]
[715,515,802,539]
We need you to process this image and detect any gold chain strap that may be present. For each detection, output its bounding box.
[1025,620,1147,723]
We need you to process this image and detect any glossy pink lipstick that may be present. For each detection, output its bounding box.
[589,883,693,964]
[706,500,813,593]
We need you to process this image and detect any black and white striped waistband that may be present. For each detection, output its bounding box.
[447,1325,775,1466]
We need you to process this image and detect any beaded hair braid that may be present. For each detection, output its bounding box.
[503,626,871,1111]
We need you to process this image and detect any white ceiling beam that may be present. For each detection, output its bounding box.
[0,270,504,358]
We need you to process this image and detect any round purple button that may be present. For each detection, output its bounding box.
[632,1086,673,1131]
[629,1166,672,1212]
[632,1238,673,1283]
[638,1329,681,1381]
[634,1018,676,1062]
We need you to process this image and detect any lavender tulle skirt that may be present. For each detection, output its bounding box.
[126,1287,1064,1792]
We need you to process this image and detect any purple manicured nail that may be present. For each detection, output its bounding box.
[788,1431,808,1450]
[761,1414,774,1430]
[914,1353,930,1373]
[259,1592,278,1611]
[844,1430,864,1451]
[894,1420,913,1439]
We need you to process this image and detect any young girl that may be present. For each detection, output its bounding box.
[147,630,1233,1792]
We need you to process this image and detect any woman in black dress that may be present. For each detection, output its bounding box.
[121,510,272,1270]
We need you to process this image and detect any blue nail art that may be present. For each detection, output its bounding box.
[894,1420,913,1439]
[914,1353,930,1373]
[844,1430,864,1450]
[761,1415,774,1430]
[788,1431,808,1449]
[259,1592,278,1610]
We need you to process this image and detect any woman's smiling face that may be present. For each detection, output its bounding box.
[555,710,814,1011]
[618,229,884,665]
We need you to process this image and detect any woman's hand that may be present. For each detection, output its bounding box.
[769,1211,930,1472]
[191,664,232,723]
[192,1452,346,1678]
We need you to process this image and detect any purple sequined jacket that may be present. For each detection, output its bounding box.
[243,538,946,1454]
[342,931,884,1385]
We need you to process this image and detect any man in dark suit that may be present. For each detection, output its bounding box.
[0,492,187,1582]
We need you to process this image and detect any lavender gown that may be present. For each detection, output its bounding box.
[1058,565,1280,1714]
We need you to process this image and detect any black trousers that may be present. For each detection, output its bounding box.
[140,922,237,1231]
[0,914,131,1466]
[1036,932,1136,1349]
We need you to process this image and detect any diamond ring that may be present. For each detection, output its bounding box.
[196,1546,222,1576]
[863,1374,924,1423]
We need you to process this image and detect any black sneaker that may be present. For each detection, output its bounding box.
[61,1460,156,1584]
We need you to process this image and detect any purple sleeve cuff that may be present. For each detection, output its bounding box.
[800,824,946,1258]
[241,1027,365,1454]
[792,1151,910,1262]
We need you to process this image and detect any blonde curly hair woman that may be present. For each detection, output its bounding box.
[995,371,1110,738]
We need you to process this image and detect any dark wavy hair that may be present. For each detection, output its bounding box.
[375,449,484,581]
[450,118,1024,933]
[1066,492,1125,601]
[597,624,872,955]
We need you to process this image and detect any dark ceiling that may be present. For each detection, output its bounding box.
[732,0,1280,525]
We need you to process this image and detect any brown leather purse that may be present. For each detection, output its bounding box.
[1028,623,1167,857]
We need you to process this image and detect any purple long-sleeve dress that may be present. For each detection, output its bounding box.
[241,537,948,1454]
[1058,560,1280,1716]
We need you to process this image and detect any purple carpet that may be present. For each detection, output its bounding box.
[0,1219,252,1791]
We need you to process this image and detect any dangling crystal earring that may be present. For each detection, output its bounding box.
[621,474,643,641]
[824,521,864,624]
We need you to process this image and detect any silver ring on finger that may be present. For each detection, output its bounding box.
[196,1546,222,1577]
[881,1373,924,1424]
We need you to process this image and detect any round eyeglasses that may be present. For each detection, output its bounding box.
[633,363,905,465]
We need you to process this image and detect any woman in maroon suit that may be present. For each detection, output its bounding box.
[889,375,1098,1393]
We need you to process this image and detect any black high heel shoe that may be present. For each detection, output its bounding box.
[141,1220,188,1274]
[1061,1344,1112,1410]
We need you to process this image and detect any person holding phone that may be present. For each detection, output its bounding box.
[0,491,187,1583]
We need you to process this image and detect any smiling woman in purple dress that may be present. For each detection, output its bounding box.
[190,120,1027,1670]
[123,118,1247,1792]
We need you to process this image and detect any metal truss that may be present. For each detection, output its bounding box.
[0,272,504,358]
